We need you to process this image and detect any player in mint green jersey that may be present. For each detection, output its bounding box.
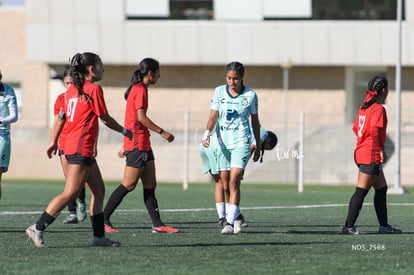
[200,127,277,230]
[202,61,261,234]
[0,70,19,199]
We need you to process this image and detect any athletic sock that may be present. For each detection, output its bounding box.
[91,212,105,238]
[216,202,226,219]
[226,204,240,225]
[103,184,129,222]
[374,186,388,227]
[143,188,163,227]
[36,212,55,231]
[68,200,77,213]
[78,187,86,203]
[345,187,368,228]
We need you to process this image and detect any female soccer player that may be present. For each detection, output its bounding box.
[200,127,277,231]
[26,52,132,248]
[0,69,18,199]
[52,68,87,224]
[342,75,401,235]
[103,58,178,234]
[202,61,262,234]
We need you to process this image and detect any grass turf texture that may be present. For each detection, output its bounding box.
[1,180,413,274]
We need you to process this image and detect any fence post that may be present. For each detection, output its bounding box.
[183,111,190,190]
[298,112,304,193]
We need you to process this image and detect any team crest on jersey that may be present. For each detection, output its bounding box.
[242,97,248,106]
[142,152,148,161]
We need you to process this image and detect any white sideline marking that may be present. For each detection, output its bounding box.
[1,203,414,215]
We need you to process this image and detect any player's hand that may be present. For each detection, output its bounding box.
[117,145,125,158]
[253,148,261,162]
[202,130,211,148]
[161,131,174,143]
[380,150,387,163]
[46,143,58,159]
[124,129,133,140]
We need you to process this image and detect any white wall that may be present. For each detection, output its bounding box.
[26,0,414,67]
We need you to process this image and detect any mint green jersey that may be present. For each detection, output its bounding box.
[210,85,258,150]
[250,127,268,146]
[0,83,18,133]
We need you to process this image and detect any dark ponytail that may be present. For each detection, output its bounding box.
[69,52,101,98]
[124,58,160,100]
[260,131,278,163]
[361,75,388,110]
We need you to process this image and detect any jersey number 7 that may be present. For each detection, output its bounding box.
[357,115,366,137]
[67,98,78,122]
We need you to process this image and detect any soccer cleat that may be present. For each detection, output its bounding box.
[77,202,87,222]
[234,219,243,234]
[221,223,234,234]
[63,214,78,224]
[379,225,402,234]
[92,236,121,247]
[342,226,360,235]
[26,224,47,248]
[218,217,226,227]
[236,213,248,228]
[104,223,120,233]
[152,226,179,233]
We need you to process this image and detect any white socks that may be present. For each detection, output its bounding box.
[216,202,226,219]
[226,204,240,225]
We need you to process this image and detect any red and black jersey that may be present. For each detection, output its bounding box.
[53,92,67,151]
[123,82,151,151]
[352,102,387,165]
[62,80,108,157]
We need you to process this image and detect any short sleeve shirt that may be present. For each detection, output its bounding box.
[210,85,258,150]
[62,80,108,157]
[53,92,68,151]
[0,83,18,133]
[250,127,268,146]
[352,103,387,164]
[123,82,151,151]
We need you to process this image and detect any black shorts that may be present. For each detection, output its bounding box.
[66,153,96,167]
[125,149,154,168]
[357,162,381,176]
[58,150,64,156]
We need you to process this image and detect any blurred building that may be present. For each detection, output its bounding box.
[1,0,414,185]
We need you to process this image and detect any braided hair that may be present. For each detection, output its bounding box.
[124,58,160,100]
[69,52,101,98]
[361,75,388,110]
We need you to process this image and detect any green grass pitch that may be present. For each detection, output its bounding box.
[0,180,413,274]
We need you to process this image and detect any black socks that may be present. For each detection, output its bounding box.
[91,212,105,238]
[144,188,163,227]
[345,187,368,228]
[78,187,86,203]
[374,186,388,227]
[36,212,55,231]
[104,184,129,222]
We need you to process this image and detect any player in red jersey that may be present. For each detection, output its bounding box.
[103,58,178,234]
[343,76,401,235]
[26,52,133,248]
[53,68,87,224]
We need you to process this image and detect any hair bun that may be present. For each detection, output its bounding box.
[70,53,82,68]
